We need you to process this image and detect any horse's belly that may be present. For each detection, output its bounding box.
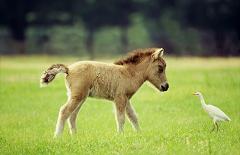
[89,84,114,100]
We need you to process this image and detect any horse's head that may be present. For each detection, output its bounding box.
[146,48,169,92]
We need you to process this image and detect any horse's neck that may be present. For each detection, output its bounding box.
[127,60,149,86]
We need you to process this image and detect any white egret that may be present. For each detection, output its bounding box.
[193,92,231,132]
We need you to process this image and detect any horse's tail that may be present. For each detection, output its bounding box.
[40,64,68,87]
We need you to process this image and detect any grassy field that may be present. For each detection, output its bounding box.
[0,56,240,154]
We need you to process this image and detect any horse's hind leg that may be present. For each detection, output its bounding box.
[68,97,86,135]
[54,93,87,138]
[126,101,140,131]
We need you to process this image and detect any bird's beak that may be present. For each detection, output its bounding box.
[192,92,197,95]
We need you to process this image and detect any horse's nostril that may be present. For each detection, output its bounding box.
[161,85,167,91]
[161,83,169,91]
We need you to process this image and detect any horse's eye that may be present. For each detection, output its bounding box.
[158,66,163,73]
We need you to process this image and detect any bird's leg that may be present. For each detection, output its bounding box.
[216,123,219,132]
[210,123,215,133]
[210,120,217,133]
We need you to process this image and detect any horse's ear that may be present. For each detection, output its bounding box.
[152,48,164,60]
[159,48,164,57]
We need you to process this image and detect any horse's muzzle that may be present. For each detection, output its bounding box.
[160,83,169,91]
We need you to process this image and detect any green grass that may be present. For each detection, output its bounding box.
[0,56,240,154]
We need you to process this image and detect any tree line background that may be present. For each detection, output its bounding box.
[0,0,239,58]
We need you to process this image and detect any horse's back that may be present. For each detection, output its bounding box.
[66,61,124,100]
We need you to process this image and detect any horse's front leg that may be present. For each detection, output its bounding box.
[126,101,140,131]
[114,96,127,133]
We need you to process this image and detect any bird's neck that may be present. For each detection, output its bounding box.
[199,95,207,108]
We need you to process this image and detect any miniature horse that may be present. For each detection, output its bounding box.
[40,48,169,137]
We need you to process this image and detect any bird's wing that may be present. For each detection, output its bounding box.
[206,104,231,121]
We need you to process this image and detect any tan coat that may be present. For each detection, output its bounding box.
[40,48,169,137]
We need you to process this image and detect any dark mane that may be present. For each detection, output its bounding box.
[114,48,157,65]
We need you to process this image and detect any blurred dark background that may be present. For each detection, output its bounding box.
[0,0,239,58]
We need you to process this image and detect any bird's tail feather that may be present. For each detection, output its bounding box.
[225,115,231,121]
